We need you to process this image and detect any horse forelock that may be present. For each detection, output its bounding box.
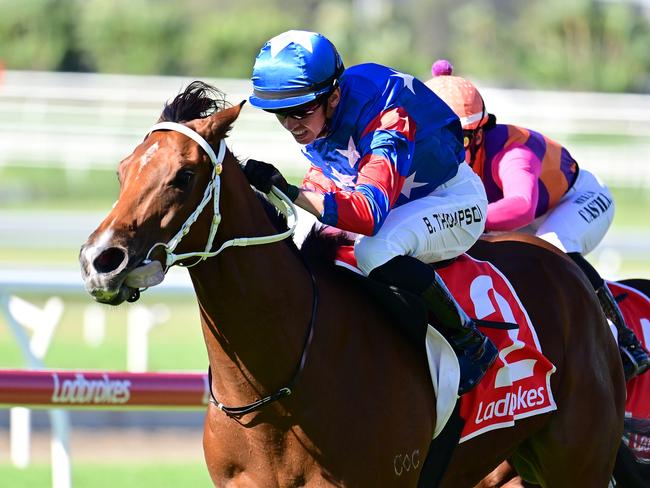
[159,81,230,123]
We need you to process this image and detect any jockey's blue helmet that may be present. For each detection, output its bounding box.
[249,30,344,111]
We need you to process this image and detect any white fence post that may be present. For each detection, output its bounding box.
[49,409,71,488]
[9,407,31,468]
[127,304,170,372]
[0,293,71,488]
[82,304,106,347]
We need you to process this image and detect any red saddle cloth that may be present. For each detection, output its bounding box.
[334,248,557,442]
[607,281,650,463]
[437,255,557,442]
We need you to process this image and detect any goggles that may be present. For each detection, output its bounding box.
[269,98,324,121]
[463,129,475,148]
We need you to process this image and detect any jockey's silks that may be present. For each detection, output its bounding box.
[300,63,465,236]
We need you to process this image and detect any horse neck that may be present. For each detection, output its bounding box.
[187,159,315,405]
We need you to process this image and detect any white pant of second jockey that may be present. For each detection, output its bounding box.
[520,169,615,255]
[355,162,488,275]
[515,168,650,381]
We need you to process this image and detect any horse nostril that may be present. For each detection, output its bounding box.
[93,247,127,274]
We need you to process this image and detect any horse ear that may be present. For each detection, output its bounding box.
[196,101,246,143]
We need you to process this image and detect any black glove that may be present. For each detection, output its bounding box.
[242,159,289,194]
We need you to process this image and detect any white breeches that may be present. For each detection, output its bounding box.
[355,163,488,275]
[521,169,614,255]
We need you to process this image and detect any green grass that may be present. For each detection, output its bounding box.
[0,295,206,371]
[0,248,82,267]
[0,463,212,488]
[0,165,119,211]
[608,186,650,230]
[560,133,647,146]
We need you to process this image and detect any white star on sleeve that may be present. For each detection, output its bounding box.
[335,137,361,168]
[330,167,357,190]
[390,71,416,94]
[400,172,428,198]
[269,31,315,58]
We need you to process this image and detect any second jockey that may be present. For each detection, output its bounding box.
[426,59,650,380]
[244,30,498,395]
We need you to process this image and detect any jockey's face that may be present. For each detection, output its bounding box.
[276,88,341,145]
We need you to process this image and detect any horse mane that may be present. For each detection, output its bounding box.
[159,81,230,123]
[301,227,354,267]
[254,192,288,232]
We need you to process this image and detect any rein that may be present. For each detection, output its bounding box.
[208,265,318,418]
[144,121,316,418]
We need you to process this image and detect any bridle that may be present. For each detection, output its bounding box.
[141,121,317,418]
[144,121,298,269]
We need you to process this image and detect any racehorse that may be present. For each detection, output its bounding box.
[79,82,625,487]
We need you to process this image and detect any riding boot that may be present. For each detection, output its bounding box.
[596,284,650,380]
[422,273,499,395]
[567,252,650,380]
[369,255,498,395]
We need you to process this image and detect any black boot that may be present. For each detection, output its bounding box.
[370,255,498,395]
[567,252,650,381]
[596,284,650,381]
[422,274,499,395]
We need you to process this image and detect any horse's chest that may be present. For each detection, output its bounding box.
[212,466,313,488]
[209,454,318,488]
[205,417,321,487]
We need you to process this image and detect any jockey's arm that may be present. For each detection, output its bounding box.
[294,189,325,217]
[485,146,541,231]
[296,110,414,236]
[296,152,408,236]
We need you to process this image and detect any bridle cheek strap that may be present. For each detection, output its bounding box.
[144,121,297,269]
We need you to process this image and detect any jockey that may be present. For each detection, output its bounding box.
[426,59,650,380]
[244,30,498,395]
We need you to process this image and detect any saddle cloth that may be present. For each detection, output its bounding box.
[607,281,650,463]
[335,249,557,441]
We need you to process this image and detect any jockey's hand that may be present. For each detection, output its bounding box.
[242,159,289,194]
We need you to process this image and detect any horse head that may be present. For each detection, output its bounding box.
[79,81,251,305]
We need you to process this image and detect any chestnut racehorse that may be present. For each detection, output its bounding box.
[79,82,625,487]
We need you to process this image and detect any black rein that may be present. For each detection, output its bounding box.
[207,263,319,418]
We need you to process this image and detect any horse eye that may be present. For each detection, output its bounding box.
[172,169,194,189]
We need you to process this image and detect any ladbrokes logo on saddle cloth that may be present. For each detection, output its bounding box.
[436,255,557,443]
[334,247,558,442]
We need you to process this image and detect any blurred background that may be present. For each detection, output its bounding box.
[0,0,649,486]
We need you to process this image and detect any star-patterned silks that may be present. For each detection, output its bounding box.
[329,166,357,190]
[299,62,464,233]
[336,137,361,168]
[390,70,416,94]
[401,172,428,198]
[269,30,314,58]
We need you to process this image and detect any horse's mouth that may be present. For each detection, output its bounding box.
[84,260,165,305]
[88,283,139,305]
